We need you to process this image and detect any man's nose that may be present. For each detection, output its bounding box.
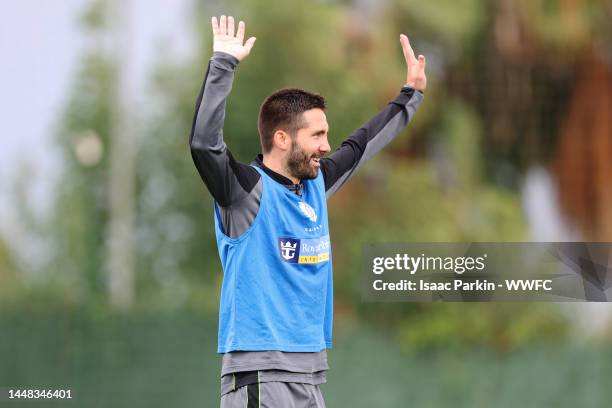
[319,140,331,154]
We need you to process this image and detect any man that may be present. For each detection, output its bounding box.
[189,14,426,408]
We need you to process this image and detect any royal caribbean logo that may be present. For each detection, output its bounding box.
[278,235,330,264]
[279,238,300,263]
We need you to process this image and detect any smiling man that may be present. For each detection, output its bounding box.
[189,14,426,408]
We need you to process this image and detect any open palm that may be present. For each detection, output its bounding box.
[212,15,256,62]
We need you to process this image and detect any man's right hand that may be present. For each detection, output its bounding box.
[212,15,256,62]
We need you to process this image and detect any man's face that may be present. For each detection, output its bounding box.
[285,108,331,180]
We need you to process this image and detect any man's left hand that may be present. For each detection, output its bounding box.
[400,34,427,91]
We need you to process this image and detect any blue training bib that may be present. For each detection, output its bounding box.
[214,167,333,353]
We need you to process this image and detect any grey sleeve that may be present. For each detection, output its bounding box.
[189,51,262,238]
[189,51,260,206]
[320,87,424,199]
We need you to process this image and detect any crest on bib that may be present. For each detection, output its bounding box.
[298,202,317,222]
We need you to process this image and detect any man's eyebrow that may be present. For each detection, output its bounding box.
[312,129,328,136]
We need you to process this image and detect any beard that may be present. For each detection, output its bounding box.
[286,141,322,181]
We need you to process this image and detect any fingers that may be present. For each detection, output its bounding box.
[236,20,245,43]
[214,15,243,39]
[227,16,235,37]
[219,15,227,35]
[399,34,417,64]
[211,16,219,35]
[244,36,257,53]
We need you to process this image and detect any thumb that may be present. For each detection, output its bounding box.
[244,37,256,53]
[418,55,426,70]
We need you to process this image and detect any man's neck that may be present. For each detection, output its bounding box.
[262,154,299,185]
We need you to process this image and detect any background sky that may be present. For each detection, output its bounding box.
[0,0,194,222]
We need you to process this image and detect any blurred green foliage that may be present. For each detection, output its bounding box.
[51,54,115,303]
[7,0,612,358]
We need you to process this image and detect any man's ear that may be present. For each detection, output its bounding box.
[273,130,291,151]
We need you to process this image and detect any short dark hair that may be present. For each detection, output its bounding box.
[258,88,326,153]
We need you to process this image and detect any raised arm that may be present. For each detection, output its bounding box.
[189,16,258,207]
[321,34,427,198]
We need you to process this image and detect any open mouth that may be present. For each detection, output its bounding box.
[311,157,321,167]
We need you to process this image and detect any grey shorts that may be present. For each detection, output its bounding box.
[220,370,326,408]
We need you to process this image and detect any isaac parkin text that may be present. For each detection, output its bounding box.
[372,279,497,291]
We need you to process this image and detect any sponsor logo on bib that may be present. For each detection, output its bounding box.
[278,235,330,264]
